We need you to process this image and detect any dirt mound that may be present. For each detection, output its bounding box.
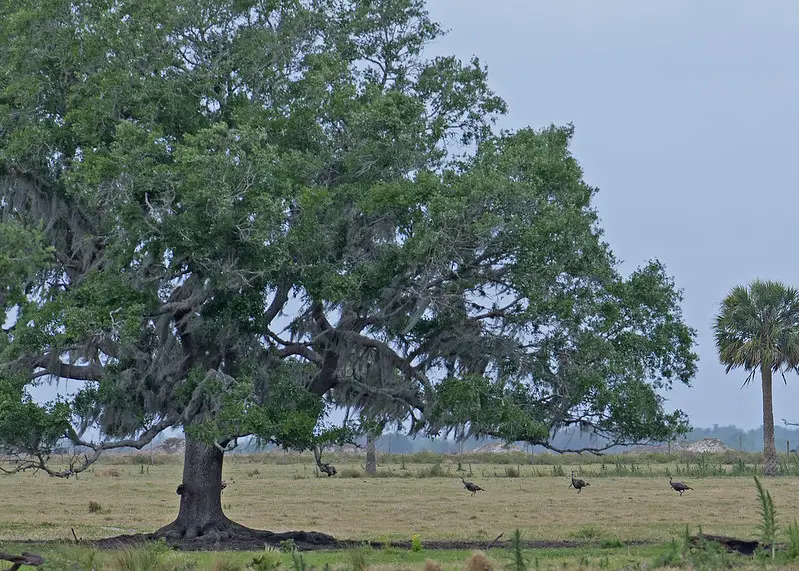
[685,438,731,453]
[91,529,342,552]
[624,437,732,455]
[471,443,525,454]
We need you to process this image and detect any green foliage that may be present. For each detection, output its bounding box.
[0,0,696,491]
[0,220,52,308]
[411,534,423,553]
[787,519,799,560]
[754,476,777,558]
[508,529,527,571]
[289,552,308,571]
[279,539,297,554]
[249,547,282,571]
[714,281,799,380]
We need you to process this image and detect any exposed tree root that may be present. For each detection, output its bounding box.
[92,527,341,551]
[86,531,656,552]
[110,518,344,551]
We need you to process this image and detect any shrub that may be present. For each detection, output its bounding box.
[416,463,446,478]
[754,476,777,559]
[249,547,282,571]
[88,501,102,514]
[465,551,494,571]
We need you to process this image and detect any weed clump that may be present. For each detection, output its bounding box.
[465,551,494,571]
[410,534,423,552]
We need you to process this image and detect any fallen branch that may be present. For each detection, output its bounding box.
[312,446,337,477]
[486,532,504,550]
[690,534,772,556]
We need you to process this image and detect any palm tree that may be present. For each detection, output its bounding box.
[713,280,799,476]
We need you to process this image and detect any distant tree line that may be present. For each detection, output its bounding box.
[224,424,799,455]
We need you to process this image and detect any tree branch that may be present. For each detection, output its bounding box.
[264,281,291,326]
[31,357,105,382]
[1,417,176,479]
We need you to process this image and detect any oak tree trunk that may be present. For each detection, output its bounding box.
[149,436,343,548]
[762,364,778,476]
[365,434,377,476]
[155,436,240,540]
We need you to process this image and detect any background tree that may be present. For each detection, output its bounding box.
[361,415,387,475]
[0,0,697,542]
[713,280,799,476]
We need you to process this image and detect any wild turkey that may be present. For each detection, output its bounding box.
[461,476,484,496]
[669,476,693,496]
[569,471,589,493]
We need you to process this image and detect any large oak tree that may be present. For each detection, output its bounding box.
[0,0,697,541]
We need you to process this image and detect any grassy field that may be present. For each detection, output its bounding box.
[0,541,673,570]
[2,451,799,569]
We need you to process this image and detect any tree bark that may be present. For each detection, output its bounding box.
[762,364,778,476]
[365,434,377,476]
[148,438,344,549]
[155,436,239,540]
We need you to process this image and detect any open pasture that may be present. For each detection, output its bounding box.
[0,452,796,545]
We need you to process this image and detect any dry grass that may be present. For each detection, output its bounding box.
[0,456,796,544]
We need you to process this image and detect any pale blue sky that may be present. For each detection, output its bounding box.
[423,0,799,428]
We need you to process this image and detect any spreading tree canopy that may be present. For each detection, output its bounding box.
[0,0,697,541]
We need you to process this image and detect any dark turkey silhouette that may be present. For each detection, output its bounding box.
[669,476,693,496]
[569,471,589,493]
[177,480,227,496]
[461,476,484,496]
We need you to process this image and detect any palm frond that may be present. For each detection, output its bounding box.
[714,280,799,384]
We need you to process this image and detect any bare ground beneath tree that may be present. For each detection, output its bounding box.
[7,530,659,552]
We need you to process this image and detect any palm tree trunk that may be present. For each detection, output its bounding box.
[762,363,778,476]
